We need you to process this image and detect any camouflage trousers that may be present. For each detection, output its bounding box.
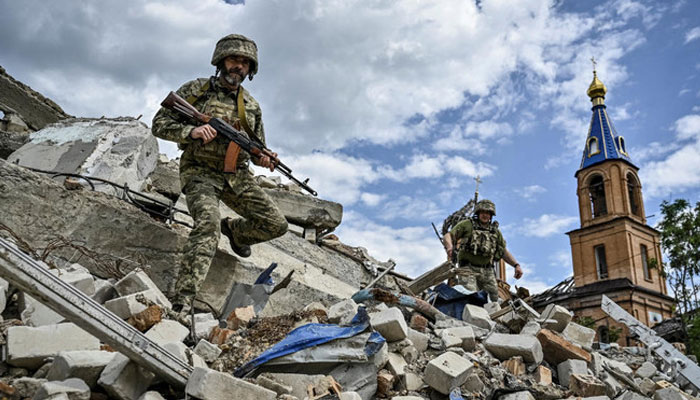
[172,176,287,306]
[454,264,499,302]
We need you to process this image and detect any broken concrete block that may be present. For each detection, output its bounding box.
[255,374,293,396]
[519,320,541,336]
[558,359,588,387]
[7,323,100,369]
[12,377,47,398]
[186,367,276,400]
[504,356,526,376]
[97,354,155,400]
[602,373,624,398]
[407,328,429,353]
[539,304,572,332]
[46,350,117,388]
[114,271,162,298]
[370,307,408,342]
[484,301,501,316]
[424,351,473,395]
[618,391,652,400]
[635,361,657,379]
[372,342,389,370]
[463,373,484,393]
[499,391,536,400]
[226,305,256,330]
[536,329,591,365]
[34,378,90,400]
[391,397,424,400]
[194,340,222,363]
[137,392,166,400]
[569,374,607,397]
[462,304,494,330]
[483,333,543,363]
[533,365,552,385]
[303,302,328,314]
[638,378,657,396]
[562,322,596,349]
[263,373,327,400]
[209,326,235,345]
[338,393,361,400]
[402,372,424,391]
[91,279,117,305]
[144,320,189,345]
[262,188,343,230]
[194,313,219,340]
[104,289,171,320]
[328,299,359,326]
[590,352,633,375]
[387,353,407,376]
[163,342,206,369]
[20,293,64,327]
[441,326,476,351]
[653,387,685,400]
[54,270,96,296]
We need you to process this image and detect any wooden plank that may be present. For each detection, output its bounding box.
[407,261,455,294]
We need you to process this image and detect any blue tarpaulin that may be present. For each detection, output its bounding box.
[430,283,489,319]
[234,307,384,377]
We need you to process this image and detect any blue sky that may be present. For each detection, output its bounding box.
[1,0,699,293]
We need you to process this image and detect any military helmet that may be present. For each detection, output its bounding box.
[474,199,496,216]
[211,34,258,80]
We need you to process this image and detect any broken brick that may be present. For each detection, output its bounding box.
[536,329,591,365]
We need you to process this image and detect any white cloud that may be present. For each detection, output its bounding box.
[506,262,552,294]
[549,250,572,268]
[515,185,547,201]
[335,212,445,278]
[360,193,386,207]
[674,114,700,140]
[379,196,443,221]
[685,27,700,44]
[380,153,495,182]
[517,214,578,237]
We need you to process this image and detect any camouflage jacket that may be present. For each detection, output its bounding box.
[151,77,265,193]
[451,218,506,266]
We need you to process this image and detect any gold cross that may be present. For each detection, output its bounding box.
[474,175,482,193]
[591,56,597,72]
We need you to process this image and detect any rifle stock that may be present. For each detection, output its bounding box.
[160,91,317,196]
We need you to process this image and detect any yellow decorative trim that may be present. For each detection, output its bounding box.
[617,136,629,156]
[587,137,601,157]
[598,109,608,159]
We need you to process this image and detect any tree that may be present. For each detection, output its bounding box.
[657,199,700,357]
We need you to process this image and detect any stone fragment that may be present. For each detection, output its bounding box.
[226,305,256,330]
[504,356,525,376]
[137,392,166,400]
[370,308,408,342]
[162,342,207,368]
[441,326,476,351]
[406,328,429,353]
[463,373,485,393]
[539,304,572,332]
[562,322,596,349]
[499,391,536,400]
[54,270,96,295]
[590,353,633,375]
[373,342,389,369]
[194,340,222,363]
[536,329,591,365]
[377,369,396,397]
[46,351,117,388]
[558,359,588,387]
[255,374,293,396]
[638,378,657,396]
[263,373,327,400]
[262,188,343,230]
[635,361,657,379]
[339,392,362,400]
[533,365,552,385]
[402,372,424,391]
[601,373,624,398]
[462,304,494,330]
[409,314,428,332]
[483,333,543,363]
[303,302,328,314]
[91,279,117,304]
[7,323,100,369]
[104,290,171,319]
[391,397,423,400]
[126,305,162,332]
[618,391,652,400]
[20,293,64,327]
[387,353,407,377]
[327,299,358,326]
[34,378,90,400]
[569,374,607,397]
[519,320,541,336]
[144,320,189,345]
[653,387,685,400]
[194,313,219,340]
[209,327,235,345]
[484,301,501,316]
[424,351,473,395]
[12,377,46,398]
[97,354,155,400]
[186,367,275,400]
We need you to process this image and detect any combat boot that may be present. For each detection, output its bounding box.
[220,218,251,258]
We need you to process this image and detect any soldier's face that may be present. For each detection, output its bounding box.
[222,56,251,87]
[478,211,491,224]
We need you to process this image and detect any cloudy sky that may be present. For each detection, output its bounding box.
[2,0,699,293]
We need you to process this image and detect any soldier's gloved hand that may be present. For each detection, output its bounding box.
[190,124,217,144]
[514,264,523,279]
[257,152,277,172]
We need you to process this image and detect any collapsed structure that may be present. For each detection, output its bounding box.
[0,66,698,400]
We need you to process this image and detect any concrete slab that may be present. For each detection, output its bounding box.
[186,367,276,400]
[7,323,100,369]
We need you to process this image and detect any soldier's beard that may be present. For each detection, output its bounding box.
[223,68,244,87]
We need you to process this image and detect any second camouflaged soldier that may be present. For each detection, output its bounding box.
[443,199,523,302]
[152,34,288,313]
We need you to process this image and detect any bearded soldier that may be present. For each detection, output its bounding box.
[443,199,523,302]
[152,34,288,313]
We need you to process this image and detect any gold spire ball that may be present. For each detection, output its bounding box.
[587,57,607,106]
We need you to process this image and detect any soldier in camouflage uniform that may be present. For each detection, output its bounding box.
[443,199,523,302]
[152,34,288,311]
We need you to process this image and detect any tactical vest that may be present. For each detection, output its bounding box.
[459,219,500,263]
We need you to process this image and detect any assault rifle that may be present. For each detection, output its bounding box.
[160,91,317,196]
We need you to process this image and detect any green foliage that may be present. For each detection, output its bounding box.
[608,326,622,343]
[577,316,596,329]
[686,316,700,361]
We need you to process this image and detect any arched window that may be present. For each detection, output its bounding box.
[598,325,610,344]
[588,175,607,218]
[618,136,628,155]
[627,172,643,218]
[587,137,600,156]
